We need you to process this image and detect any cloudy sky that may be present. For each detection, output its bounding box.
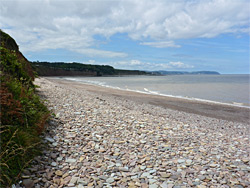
[1,0,249,73]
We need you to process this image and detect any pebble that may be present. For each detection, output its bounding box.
[55,170,63,176]
[66,158,76,163]
[45,137,54,143]
[106,177,115,183]
[14,78,250,188]
[51,162,57,167]
[22,179,34,188]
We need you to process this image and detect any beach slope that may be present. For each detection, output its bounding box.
[21,77,249,187]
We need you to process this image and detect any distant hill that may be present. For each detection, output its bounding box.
[31,61,149,76]
[150,70,220,75]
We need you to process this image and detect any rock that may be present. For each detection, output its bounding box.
[159,172,171,178]
[22,179,34,188]
[99,175,108,180]
[209,163,217,168]
[197,185,206,188]
[149,179,157,184]
[106,177,115,183]
[45,137,54,143]
[186,159,192,165]
[77,178,88,185]
[51,162,57,167]
[52,142,58,147]
[160,181,168,188]
[57,156,63,161]
[177,159,185,163]
[66,158,76,163]
[67,183,75,187]
[119,167,129,172]
[70,176,78,184]
[149,184,158,188]
[166,184,174,188]
[55,170,63,176]
[141,172,150,177]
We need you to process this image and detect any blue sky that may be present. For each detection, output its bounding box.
[1,0,249,74]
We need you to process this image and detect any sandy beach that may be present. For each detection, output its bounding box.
[19,77,250,187]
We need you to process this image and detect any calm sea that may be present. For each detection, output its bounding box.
[58,74,250,108]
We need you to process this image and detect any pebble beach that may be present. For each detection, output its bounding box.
[19,77,250,188]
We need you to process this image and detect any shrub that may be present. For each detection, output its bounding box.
[0,32,50,186]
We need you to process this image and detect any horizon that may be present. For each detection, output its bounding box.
[1,0,249,74]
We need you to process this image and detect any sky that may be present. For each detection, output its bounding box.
[1,0,249,74]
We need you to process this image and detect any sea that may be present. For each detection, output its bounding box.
[57,74,250,108]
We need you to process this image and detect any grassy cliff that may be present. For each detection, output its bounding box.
[0,30,50,186]
[31,61,149,76]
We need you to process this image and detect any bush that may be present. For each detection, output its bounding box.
[0,36,50,186]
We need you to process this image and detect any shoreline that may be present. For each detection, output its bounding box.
[46,77,250,124]
[60,77,250,109]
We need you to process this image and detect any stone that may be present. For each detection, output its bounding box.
[141,172,150,177]
[177,159,185,163]
[140,140,147,144]
[149,179,157,184]
[66,158,76,163]
[22,179,34,188]
[77,178,88,185]
[70,176,78,184]
[159,172,171,178]
[106,177,115,183]
[51,162,57,167]
[99,175,108,180]
[197,185,206,188]
[57,157,63,161]
[52,142,58,147]
[149,184,158,188]
[160,181,168,188]
[55,170,63,176]
[209,164,217,168]
[45,137,54,143]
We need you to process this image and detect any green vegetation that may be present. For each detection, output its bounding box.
[0,30,50,187]
[31,61,149,76]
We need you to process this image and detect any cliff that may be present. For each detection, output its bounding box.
[0,30,49,186]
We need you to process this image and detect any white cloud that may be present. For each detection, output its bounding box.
[140,41,181,48]
[74,48,127,58]
[0,0,249,54]
[169,61,194,68]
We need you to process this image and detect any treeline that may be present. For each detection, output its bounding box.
[0,30,49,186]
[31,61,149,76]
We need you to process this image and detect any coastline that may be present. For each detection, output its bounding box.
[20,77,250,187]
[47,77,250,124]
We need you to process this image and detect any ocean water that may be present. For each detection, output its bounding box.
[58,74,250,108]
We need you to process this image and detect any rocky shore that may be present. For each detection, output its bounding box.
[18,78,249,188]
